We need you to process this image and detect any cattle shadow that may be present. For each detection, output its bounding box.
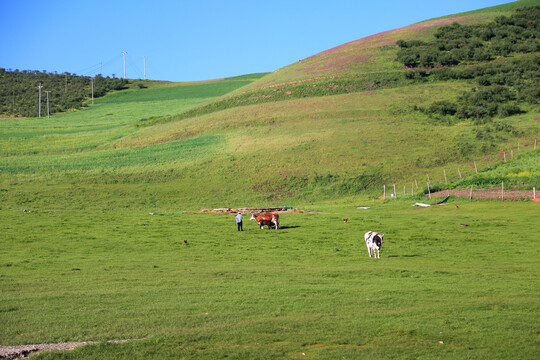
[387,254,420,258]
[279,225,301,229]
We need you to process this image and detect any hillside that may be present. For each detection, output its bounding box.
[229,0,539,96]
[0,1,539,209]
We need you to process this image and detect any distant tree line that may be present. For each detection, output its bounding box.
[396,6,539,121]
[0,69,128,117]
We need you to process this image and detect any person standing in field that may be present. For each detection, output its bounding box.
[236,212,243,231]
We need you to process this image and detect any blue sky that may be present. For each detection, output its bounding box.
[1,0,512,82]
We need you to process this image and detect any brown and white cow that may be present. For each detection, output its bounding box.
[250,213,280,229]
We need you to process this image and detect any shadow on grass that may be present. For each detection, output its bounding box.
[387,254,420,258]
[279,225,301,229]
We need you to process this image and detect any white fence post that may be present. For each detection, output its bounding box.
[444,169,447,185]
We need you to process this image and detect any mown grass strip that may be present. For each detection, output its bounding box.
[0,135,222,173]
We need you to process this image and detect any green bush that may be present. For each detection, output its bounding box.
[427,101,457,115]
[497,103,522,117]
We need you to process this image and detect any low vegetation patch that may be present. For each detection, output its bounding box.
[454,148,540,188]
[140,72,407,127]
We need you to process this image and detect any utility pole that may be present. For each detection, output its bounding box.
[45,90,51,118]
[91,78,94,104]
[143,56,146,80]
[38,83,43,117]
[100,61,102,75]
[122,51,127,79]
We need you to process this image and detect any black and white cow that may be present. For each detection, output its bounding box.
[364,231,384,258]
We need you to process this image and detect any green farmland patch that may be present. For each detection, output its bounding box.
[0,135,222,173]
[95,80,254,104]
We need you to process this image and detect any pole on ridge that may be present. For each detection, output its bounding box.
[38,84,43,117]
[143,56,146,80]
[45,90,51,118]
[122,51,127,79]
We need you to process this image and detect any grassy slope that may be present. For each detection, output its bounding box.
[2,81,536,207]
[1,2,538,206]
[230,0,538,96]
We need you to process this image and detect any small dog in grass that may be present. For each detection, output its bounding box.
[364,231,384,258]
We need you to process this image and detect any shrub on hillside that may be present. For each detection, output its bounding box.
[497,104,522,117]
[427,101,457,116]
[397,6,539,122]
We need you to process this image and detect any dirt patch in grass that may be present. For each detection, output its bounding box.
[430,189,537,200]
[199,207,308,214]
[0,340,139,359]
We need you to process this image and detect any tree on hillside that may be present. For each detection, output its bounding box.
[0,69,128,117]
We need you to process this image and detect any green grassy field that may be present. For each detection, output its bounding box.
[1,199,539,359]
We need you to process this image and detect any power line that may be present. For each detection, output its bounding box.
[126,56,144,79]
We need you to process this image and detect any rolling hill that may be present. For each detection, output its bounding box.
[0,0,538,209]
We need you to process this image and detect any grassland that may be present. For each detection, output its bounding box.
[1,200,539,359]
